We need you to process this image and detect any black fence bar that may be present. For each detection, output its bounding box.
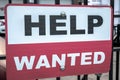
[23,0,29,4]
[110,0,114,10]
[96,74,101,80]
[0,55,6,60]
[55,0,60,4]
[109,0,114,80]
[117,25,120,45]
[71,0,74,4]
[34,0,39,4]
[0,16,4,19]
[0,34,5,38]
[116,51,120,80]
[84,0,88,5]
[114,15,120,17]
[115,26,120,80]
[84,75,88,80]
[109,52,113,80]
[77,75,80,80]
[78,2,82,5]
[82,75,88,80]
[8,0,12,3]
[56,77,60,80]
[97,76,100,80]
[113,47,120,51]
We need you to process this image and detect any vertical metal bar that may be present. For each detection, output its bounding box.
[34,0,39,4]
[8,0,12,3]
[56,77,60,80]
[96,74,101,80]
[71,0,74,4]
[82,75,88,80]
[116,51,119,80]
[109,0,114,80]
[0,56,6,60]
[119,0,120,23]
[84,75,88,80]
[55,0,60,4]
[0,16,4,19]
[116,25,120,80]
[78,1,82,5]
[97,76,100,80]
[110,0,114,10]
[77,75,80,80]
[23,0,29,3]
[109,56,113,80]
[117,23,120,44]
[84,0,88,5]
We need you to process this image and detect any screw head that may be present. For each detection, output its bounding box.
[60,11,66,17]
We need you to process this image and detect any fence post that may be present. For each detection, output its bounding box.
[96,74,102,80]
[84,0,88,5]
[116,25,120,80]
[82,75,88,80]
[8,0,12,3]
[109,0,114,80]
[109,52,113,80]
[56,77,60,80]
[116,51,120,80]
[34,0,39,4]
[77,75,80,80]
[0,56,6,60]
[55,0,60,4]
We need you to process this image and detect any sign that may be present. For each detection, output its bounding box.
[6,4,112,80]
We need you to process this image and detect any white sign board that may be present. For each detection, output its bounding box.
[6,4,112,80]
[7,5,111,44]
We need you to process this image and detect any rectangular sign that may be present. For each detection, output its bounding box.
[6,4,112,80]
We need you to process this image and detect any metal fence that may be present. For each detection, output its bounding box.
[0,0,120,80]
